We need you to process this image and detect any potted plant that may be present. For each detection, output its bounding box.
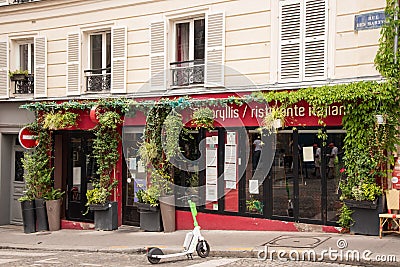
[86,110,121,231]
[18,193,36,234]
[135,187,163,232]
[9,69,28,81]
[21,125,53,232]
[43,188,64,231]
[338,149,384,235]
[139,104,177,232]
[246,198,264,214]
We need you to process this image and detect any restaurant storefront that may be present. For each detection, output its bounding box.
[119,93,345,231]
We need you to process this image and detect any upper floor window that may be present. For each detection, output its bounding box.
[279,0,327,81]
[150,13,224,90]
[85,32,111,92]
[19,42,34,74]
[67,26,126,96]
[171,18,205,86]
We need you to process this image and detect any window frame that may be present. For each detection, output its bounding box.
[88,31,111,73]
[277,0,328,83]
[172,17,205,64]
[12,38,34,74]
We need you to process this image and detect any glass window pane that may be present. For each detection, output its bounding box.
[176,22,189,62]
[298,133,321,220]
[90,34,102,72]
[19,44,28,71]
[273,133,294,217]
[15,151,24,182]
[106,32,111,72]
[30,43,34,74]
[71,138,82,201]
[194,19,205,62]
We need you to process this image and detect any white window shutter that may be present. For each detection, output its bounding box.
[205,12,224,88]
[304,0,326,79]
[111,26,127,94]
[0,40,9,99]
[279,0,301,81]
[34,36,47,98]
[67,33,81,96]
[150,21,166,90]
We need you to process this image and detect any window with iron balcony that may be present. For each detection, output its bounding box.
[11,42,34,94]
[170,18,205,87]
[85,32,111,92]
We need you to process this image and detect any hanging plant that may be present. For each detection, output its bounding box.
[43,111,78,130]
[163,110,184,161]
[191,107,215,130]
[87,110,122,205]
[262,106,286,133]
[138,140,158,166]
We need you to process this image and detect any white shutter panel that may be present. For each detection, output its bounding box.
[67,33,81,96]
[34,36,47,98]
[0,40,9,99]
[205,12,224,87]
[279,0,301,81]
[0,0,8,6]
[111,26,127,94]
[304,0,327,79]
[150,21,166,90]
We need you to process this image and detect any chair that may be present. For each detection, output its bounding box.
[379,189,400,238]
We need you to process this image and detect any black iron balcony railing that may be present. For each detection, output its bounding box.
[13,0,36,4]
[170,60,204,86]
[12,74,34,94]
[84,68,111,92]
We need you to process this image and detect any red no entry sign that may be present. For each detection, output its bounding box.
[18,126,39,149]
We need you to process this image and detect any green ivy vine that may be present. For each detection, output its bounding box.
[87,110,122,205]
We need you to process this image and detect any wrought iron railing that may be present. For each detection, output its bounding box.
[170,60,204,86]
[84,68,111,92]
[13,74,34,94]
[12,0,36,4]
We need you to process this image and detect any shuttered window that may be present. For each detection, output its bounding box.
[150,12,225,90]
[67,33,81,95]
[150,21,166,90]
[0,40,8,98]
[279,0,326,81]
[205,12,224,87]
[111,26,127,94]
[34,36,47,97]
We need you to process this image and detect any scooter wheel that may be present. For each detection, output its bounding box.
[147,247,163,264]
[196,240,210,258]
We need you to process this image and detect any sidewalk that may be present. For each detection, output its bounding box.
[0,224,399,265]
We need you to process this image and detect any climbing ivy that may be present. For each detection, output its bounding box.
[375,0,400,80]
[260,80,400,203]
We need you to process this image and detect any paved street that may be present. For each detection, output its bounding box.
[1,225,399,266]
[0,249,383,267]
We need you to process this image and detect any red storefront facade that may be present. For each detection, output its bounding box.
[57,93,344,232]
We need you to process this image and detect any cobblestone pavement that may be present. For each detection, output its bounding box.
[0,249,375,267]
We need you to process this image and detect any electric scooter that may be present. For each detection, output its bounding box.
[146,196,210,264]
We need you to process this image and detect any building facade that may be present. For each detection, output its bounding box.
[0,0,386,229]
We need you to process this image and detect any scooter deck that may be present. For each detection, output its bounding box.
[151,251,190,259]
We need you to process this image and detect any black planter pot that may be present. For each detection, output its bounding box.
[35,198,49,231]
[136,203,163,232]
[89,201,118,231]
[344,196,383,236]
[21,200,36,234]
